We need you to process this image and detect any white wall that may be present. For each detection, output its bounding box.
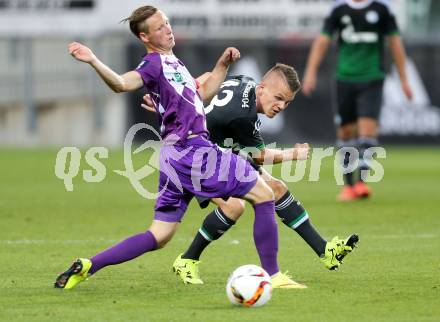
[0,95,126,147]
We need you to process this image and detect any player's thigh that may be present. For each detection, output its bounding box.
[169,137,259,202]
[154,171,193,223]
[259,168,288,201]
[149,220,180,248]
[242,176,274,204]
[336,80,357,131]
[356,79,383,136]
[212,197,246,220]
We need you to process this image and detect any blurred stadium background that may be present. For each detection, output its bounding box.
[1,0,439,147]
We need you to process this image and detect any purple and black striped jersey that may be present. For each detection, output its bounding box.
[136,52,208,142]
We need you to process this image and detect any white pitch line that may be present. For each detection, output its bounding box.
[0,239,118,245]
[0,234,438,245]
[370,234,439,239]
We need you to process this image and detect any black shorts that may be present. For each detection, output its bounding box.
[335,79,384,126]
[195,154,262,209]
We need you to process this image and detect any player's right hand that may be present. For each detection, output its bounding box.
[68,42,97,63]
[141,94,157,113]
[293,143,310,160]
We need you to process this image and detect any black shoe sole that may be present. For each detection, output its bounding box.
[346,234,359,248]
[337,234,359,263]
[54,259,83,289]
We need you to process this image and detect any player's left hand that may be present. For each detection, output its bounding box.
[293,143,310,160]
[141,94,157,113]
[401,80,413,101]
[219,47,241,67]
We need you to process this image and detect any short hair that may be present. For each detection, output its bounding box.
[264,63,301,93]
[121,5,158,38]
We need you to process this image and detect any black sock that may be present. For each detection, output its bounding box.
[275,191,326,256]
[343,151,355,186]
[337,139,357,186]
[358,136,378,182]
[182,208,235,260]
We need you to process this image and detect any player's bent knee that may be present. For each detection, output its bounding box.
[156,240,169,249]
[154,233,174,248]
[222,199,246,220]
[149,221,179,248]
[268,179,288,200]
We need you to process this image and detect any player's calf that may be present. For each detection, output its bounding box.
[181,207,236,262]
[357,136,378,186]
[275,191,327,257]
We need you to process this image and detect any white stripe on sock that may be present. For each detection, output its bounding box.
[215,209,229,226]
[291,212,310,229]
[275,194,294,211]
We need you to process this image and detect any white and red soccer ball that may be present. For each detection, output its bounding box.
[226,264,273,307]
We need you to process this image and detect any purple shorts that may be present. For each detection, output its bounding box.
[154,136,258,222]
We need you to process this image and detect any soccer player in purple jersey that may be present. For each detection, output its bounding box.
[54,5,299,290]
[143,66,359,287]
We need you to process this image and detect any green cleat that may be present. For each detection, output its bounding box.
[321,234,359,270]
[172,254,203,285]
[54,258,92,289]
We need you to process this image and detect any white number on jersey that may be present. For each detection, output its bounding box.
[204,80,240,115]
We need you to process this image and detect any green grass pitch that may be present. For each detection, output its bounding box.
[0,146,439,321]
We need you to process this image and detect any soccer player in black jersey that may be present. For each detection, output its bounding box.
[303,0,413,201]
[143,63,359,287]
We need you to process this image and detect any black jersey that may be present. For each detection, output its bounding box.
[322,0,399,81]
[204,75,265,153]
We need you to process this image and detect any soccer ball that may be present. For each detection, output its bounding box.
[226,264,273,307]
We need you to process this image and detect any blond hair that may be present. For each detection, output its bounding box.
[264,63,301,93]
[121,5,158,38]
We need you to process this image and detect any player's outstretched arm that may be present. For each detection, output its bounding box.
[253,143,310,165]
[302,35,331,96]
[198,48,240,102]
[387,35,413,100]
[68,42,143,93]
